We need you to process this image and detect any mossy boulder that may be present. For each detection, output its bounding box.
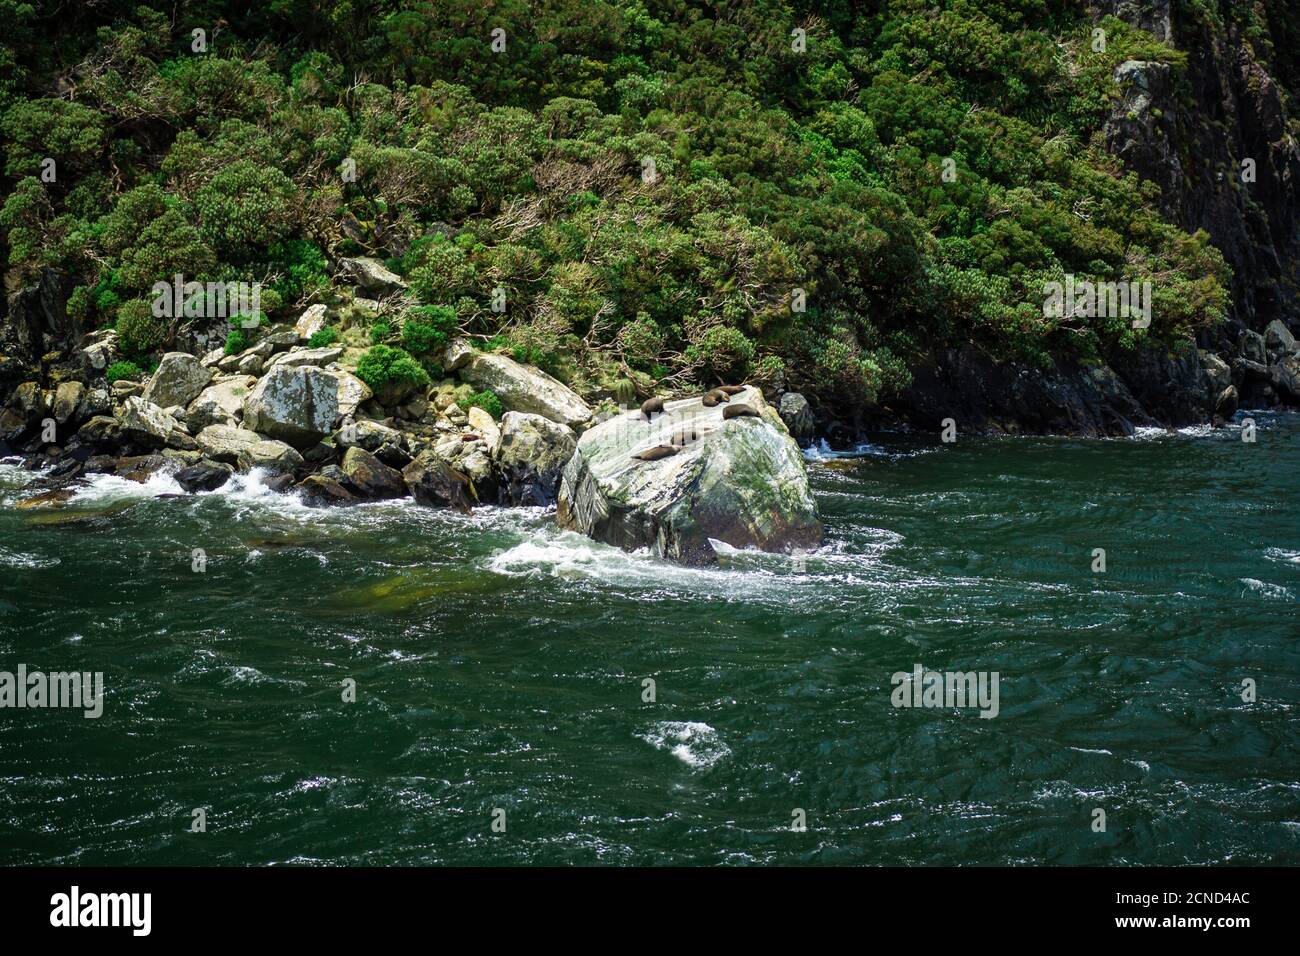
[556,386,821,564]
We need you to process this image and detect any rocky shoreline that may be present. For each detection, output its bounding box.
[0,261,828,565]
[3,261,1299,566]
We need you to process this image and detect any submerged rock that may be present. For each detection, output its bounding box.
[556,386,822,564]
[174,459,234,493]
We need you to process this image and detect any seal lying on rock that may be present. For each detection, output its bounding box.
[631,444,679,461]
[701,389,730,407]
[722,403,760,420]
[718,385,747,395]
[640,396,665,420]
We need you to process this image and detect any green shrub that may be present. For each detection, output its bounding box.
[369,319,392,344]
[105,360,143,385]
[401,304,457,354]
[115,298,165,356]
[457,388,503,420]
[354,344,431,397]
[308,326,339,348]
[224,329,250,355]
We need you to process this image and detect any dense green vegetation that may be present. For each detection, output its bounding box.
[3,0,1284,411]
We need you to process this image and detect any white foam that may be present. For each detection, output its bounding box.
[1238,578,1295,601]
[637,721,730,769]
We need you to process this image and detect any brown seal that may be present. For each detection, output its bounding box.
[722,403,759,420]
[640,396,665,420]
[718,385,747,395]
[701,388,730,407]
[631,444,679,461]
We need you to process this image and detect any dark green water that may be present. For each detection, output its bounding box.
[2,413,1298,865]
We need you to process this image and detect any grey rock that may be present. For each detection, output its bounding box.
[141,352,212,408]
[494,411,576,506]
[242,366,338,448]
[557,386,822,564]
[777,392,816,445]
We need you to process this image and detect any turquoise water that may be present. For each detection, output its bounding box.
[1,413,1297,865]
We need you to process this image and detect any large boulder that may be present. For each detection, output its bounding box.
[185,375,256,432]
[449,342,591,428]
[402,455,476,512]
[556,386,822,564]
[494,411,576,506]
[339,257,407,294]
[141,352,212,409]
[340,446,406,499]
[242,365,338,448]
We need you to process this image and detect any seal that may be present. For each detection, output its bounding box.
[722,403,759,420]
[718,385,747,395]
[701,388,730,407]
[631,444,679,461]
[640,396,665,420]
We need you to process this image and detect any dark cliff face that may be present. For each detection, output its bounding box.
[891,1,1300,438]
[1101,0,1300,334]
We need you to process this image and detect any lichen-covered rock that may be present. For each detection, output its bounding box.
[242,365,338,448]
[494,411,576,506]
[334,419,402,452]
[185,375,256,432]
[453,347,591,428]
[777,392,815,445]
[195,424,262,464]
[142,352,212,409]
[557,386,822,564]
[120,396,187,447]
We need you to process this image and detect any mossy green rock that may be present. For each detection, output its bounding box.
[556,386,821,564]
